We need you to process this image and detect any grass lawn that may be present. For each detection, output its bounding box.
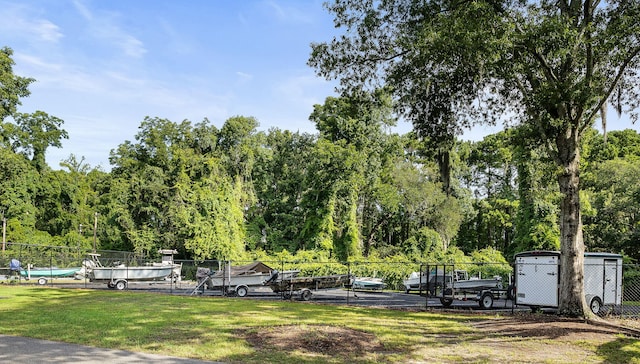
[0,286,638,363]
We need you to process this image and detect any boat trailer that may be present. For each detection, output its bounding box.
[265,272,354,301]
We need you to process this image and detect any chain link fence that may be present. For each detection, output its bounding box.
[1,243,639,318]
[622,264,640,318]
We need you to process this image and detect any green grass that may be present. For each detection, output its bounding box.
[0,286,638,363]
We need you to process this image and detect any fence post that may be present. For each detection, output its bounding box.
[49,248,53,286]
[346,261,351,305]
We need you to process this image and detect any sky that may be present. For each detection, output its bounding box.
[1,0,637,170]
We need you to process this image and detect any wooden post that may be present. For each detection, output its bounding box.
[93,212,98,253]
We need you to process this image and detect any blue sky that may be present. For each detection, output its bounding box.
[1,0,636,170]
[1,0,345,169]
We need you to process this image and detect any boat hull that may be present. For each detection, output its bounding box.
[90,266,174,281]
[20,268,81,278]
[451,279,502,291]
[353,278,386,290]
[209,274,268,288]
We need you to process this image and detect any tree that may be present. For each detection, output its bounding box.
[9,111,68,172]
[0,47,33,123]
[0,146,39,243]
[248,129,316,252]
[310,0,640,317]
[308,92,397,259]
[582,129,640,260]
[108,117,248,259]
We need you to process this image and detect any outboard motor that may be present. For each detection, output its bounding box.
[10,259,21,271]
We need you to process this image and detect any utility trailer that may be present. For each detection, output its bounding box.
[191,261,298,297]
[437,270,509,309]
[410,264,510,309]
[265,272,354,301]
[514,251,623,314]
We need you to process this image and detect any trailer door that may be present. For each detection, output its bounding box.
[516,255,559,307]
[603,259,619,305]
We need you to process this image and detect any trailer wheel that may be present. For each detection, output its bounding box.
[507,285,515,301]
[440,297,453,307]
[480,292,494,309]
[588,296,602,315]
[235,285,249,297]
[37,277,48,285]
[107,282,116,289]
[115,280,127,290]
[300,289,312,301]
[282,291,292,300]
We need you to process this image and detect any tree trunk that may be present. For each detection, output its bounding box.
[556,129,587,317]
[437,150,451,196]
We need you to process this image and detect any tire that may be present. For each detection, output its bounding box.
[37,277,48,285]
[507,284,515,301]
[283,291,292,300]
[236,285,249,297]
[300,289,312,301]
[589,296,603,315]
[107,282,116,289]
[440,297,454,307]
[115,280,127,290]
[480,292,494,309]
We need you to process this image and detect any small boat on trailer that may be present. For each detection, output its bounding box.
[452,276,503,291]
[192,261,299,297]
[86,254,174,290]
[11,259,81,285]
[266,272,354,301]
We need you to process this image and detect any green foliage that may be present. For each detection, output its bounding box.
[9,111,68,172]
[310,0,640,316]
[582,155,640,259]
[1,44,637,288]
[469,247,512,279]
[0,47,33,122]
[401,227,443,258]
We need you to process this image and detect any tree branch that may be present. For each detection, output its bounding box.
[514,22,560,84]
[584,45,640,127]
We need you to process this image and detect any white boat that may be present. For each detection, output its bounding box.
[403,269,468,293]
[403,271,429,293]
[86,253,174,290]
[152,249,182,281]
[451,276,502,291]
[352,277,386,290]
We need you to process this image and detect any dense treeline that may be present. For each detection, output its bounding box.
[1,47,639,264]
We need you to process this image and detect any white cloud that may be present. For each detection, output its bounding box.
[72,0,93,21]
[119,35,146,59]
[236,71,253,83]
[263,1,313,24]
[31,20,63,43]
[14,53,63,73]
[71,1,147,59]
[0,3,63,44]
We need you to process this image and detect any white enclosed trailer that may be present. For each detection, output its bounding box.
[514,251,622,314]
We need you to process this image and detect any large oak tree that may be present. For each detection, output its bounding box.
[310,0,640,316]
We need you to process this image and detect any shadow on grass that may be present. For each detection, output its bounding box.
[597,337,640,363]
